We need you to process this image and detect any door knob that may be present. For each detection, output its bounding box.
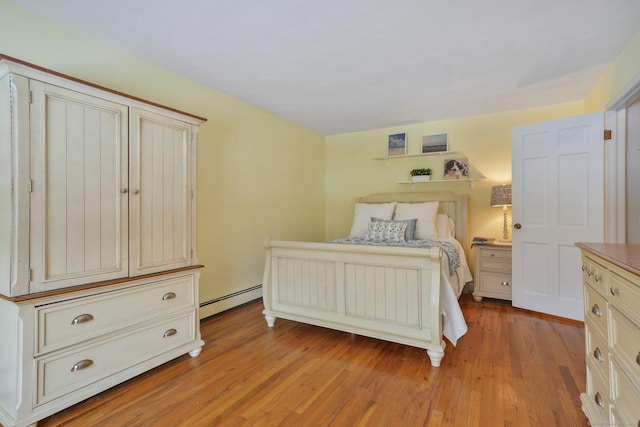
[513,223,522,230]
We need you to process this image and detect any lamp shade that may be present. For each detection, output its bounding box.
[490,184,512,207]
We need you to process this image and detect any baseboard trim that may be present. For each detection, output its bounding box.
[199,285,262,319]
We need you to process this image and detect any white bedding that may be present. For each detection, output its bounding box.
[438,236,472,345]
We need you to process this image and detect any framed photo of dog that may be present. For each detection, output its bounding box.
[443,158,469,180]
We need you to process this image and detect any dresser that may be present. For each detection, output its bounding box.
[473,243,512,301]
[0,55,206,427]
[577,243,640,427]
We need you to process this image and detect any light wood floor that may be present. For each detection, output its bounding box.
[38,294,589,427]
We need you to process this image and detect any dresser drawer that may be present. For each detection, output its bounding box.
[585,325,610,394]
[36,310,196,405]
[36,273,196,355]
[582,255,607,296]
[609,270,640,326]
[611,359,640,426]
[584,363,611,425]
[610,306,640,382]
[584,284,608,339]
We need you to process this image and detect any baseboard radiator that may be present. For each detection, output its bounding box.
[199,284,262,318]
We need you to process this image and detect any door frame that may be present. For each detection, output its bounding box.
[605,73,640,243]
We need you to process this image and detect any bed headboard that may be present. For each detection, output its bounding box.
[357,191,469,253]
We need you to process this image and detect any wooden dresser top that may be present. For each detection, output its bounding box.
[576,242,640,277]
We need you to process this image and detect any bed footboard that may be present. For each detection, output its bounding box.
[262,240,446,367]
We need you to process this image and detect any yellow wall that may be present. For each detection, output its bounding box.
[0,0,326,316]
[585,28,640,111]
[325,102,584,255]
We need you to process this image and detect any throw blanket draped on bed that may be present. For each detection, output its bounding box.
[328,238,461,276]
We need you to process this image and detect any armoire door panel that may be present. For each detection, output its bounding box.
[30,82,129,292]
[129,108,192,276]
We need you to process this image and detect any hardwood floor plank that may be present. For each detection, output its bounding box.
[32,294,589,427]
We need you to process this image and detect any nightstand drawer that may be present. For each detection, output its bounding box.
[478,247,508,259]
[473,244,512,302]
[477,272,512,298]
[479,259,510,272]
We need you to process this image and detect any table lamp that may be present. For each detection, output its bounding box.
[490,184,512,242]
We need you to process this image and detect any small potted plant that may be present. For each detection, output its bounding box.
[410,168,432,182]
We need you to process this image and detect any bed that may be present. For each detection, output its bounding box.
[262,191,472,367]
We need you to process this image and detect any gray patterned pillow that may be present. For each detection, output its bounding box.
[371,217,417,240]
[366,220,407,242]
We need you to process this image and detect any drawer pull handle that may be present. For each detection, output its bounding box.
[500,281,511,287]
[594,274,601,282]
[610,287,620,296]
[594,392,604,408]
[591,304,601,317]
[162,292,177,300]
[71,314,94,325]
[163,328,177,338]
[636,352,640,366]
[593,348,603,362]
[581,265,586,272]
[70,359,94,372]
[587,270,592,277]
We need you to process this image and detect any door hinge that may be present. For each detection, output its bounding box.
[29,91,33,104]
[190,190,194,200]
[604,129,612,140]
[190,249,193,258]
[29,179,33,192]
[28,269,33,282]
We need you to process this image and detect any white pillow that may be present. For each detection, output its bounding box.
[394,202,439,240]
[348,202,396,238]
[436,214,455,238]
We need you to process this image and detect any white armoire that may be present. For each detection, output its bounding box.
[0,55,206,427]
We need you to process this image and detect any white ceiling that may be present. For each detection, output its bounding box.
[10,0,640,135]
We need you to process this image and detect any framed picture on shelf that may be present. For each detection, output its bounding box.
[443,158,469,180]
[387,132,407,156]
[421,133,448,153]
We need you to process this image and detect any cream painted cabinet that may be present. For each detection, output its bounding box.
[28,80,130,292]
[0,56,206,427]
[129,108,195,277]
[577,243,640,427]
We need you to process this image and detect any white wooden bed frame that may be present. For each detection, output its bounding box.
[262,191,469,367]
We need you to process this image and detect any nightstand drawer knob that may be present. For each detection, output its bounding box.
[71,313,94,325]
[591,304,601,317]
[636,352,640,366]
[500,281,510,287]
[610,287,620,296]
[594,274,601,282]
[593,348,603,362]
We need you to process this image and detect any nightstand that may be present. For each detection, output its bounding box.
[473,243,512,301]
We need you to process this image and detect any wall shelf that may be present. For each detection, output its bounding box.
[398,177,486,190]
[373,151,457,161]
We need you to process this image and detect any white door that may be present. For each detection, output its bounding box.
[29,81,129,292]
[511,112,604,321]
[129,108,193,276]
